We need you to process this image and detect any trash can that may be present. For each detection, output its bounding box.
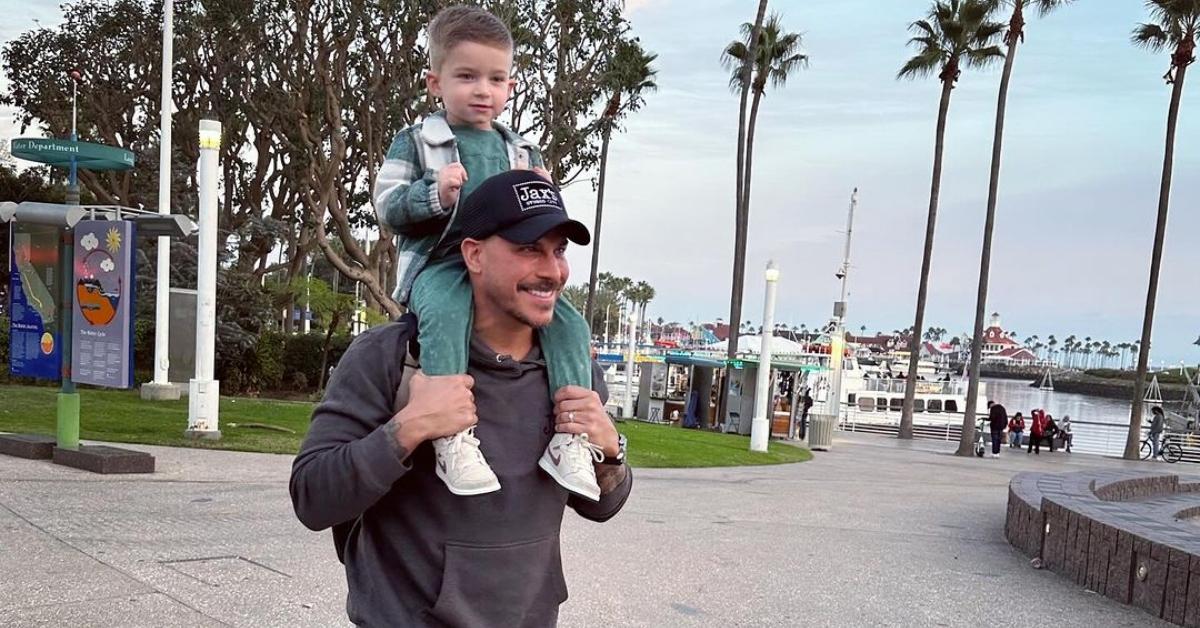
[808,414,835,451]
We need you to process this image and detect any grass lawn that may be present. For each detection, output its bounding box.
[0,384,312,454]
[620,420,810,467]
[0,383,811,467]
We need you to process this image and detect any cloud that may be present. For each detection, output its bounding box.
[99,258,115,273]
[80,233,98,251]
[623,0,665,15]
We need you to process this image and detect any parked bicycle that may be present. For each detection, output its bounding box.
[1140,433,1183,463]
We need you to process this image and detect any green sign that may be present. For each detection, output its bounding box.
[728,359,745,370]
[10,138,135,171]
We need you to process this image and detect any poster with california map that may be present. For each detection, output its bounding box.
[71,220,136,388]
[8,223,62,380]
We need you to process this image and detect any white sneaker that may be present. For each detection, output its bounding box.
[991,453,1000,459]
[539,432,605,501]
[433,428,500,496]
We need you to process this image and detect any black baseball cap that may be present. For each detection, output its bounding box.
[458,170,591,246]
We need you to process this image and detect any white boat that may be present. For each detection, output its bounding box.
[808,356,989,428]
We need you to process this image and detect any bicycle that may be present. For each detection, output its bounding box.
[1140,433,1183,463]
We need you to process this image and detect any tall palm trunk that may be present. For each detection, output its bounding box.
[725,0,769,365]
[1126,59,1189,460]
[900,73,955,440]
[742,87,765,248]
[720,0,768,429]
[585,121,614,328]
[961,2,1024,457]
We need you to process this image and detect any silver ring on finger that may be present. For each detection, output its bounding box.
[568,411,576,423]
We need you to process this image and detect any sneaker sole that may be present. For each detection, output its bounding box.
[435,466,501,496]
[538,455,600,502]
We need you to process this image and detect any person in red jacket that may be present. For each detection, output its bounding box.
[1027,409,1046,455]
[1008,412,1025,449]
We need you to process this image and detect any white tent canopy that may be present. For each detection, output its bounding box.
[704,335,807,355]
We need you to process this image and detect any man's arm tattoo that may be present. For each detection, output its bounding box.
[595,463,628,495]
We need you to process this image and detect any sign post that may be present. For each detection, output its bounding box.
[7,135,135,451]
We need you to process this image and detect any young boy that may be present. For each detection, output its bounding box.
[373,5,603,500]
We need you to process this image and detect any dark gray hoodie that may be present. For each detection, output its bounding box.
[290,320,632,627]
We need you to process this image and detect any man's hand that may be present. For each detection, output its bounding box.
[437,163,468,208]
[393,373,477,449]
[552,385,619,458]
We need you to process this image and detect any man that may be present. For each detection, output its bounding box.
[290,170,632,626]
[986,400,1007,458]
[1150,406,1165,458]
[799,389,814,439]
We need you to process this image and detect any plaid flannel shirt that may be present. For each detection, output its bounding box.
[373,110,542,304]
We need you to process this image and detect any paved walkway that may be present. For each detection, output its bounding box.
[0,431,1172,627]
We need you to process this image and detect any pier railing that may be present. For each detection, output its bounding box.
[836,413,1200,463]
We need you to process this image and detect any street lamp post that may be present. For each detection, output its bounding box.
[750,260,780,452]
[186,118,221,440]
[829,189,858,422]
[623,309,637,419]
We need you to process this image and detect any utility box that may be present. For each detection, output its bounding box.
[723,364,758,435]
[637,362,668,422]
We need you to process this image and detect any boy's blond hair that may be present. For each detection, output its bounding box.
[428,5,514,70]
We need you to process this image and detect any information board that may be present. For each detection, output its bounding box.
[8,223,62,380]
[71,220,136,388]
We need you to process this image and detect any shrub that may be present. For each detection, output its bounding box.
[132,317,154,371]
[253,330,286,390]
[281,332,353,390]
[289,371,308,391]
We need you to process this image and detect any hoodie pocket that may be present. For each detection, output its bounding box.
[427,536,568,628]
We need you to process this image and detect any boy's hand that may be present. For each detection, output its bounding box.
[552,385,619,458]
[531,166,552,182]
[394,372,477,446]
[438,163,468,208]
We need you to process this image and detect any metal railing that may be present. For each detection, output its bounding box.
[836,414,1200,463]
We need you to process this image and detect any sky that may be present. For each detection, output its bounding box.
[2,0,1198,367]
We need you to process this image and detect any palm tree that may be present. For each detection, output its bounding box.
[721,9,807,368]
[961,0,1074,457]
[722,0,769,370]
[630,281,656,336]
[1126,0,1200,460]
[896,0,1004,444]
[584,40,658,325]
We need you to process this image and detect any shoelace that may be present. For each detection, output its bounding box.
[560,433,605,474]
[446,428,488,471]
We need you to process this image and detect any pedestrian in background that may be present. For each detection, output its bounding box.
[987,400,1007,458]
[1008,412,1025,449]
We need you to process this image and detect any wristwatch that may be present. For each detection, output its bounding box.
[600,433,627,465]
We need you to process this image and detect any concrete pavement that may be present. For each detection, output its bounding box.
[0,431,1170,627]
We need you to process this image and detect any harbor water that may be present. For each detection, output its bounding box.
[983,378,1152,458]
